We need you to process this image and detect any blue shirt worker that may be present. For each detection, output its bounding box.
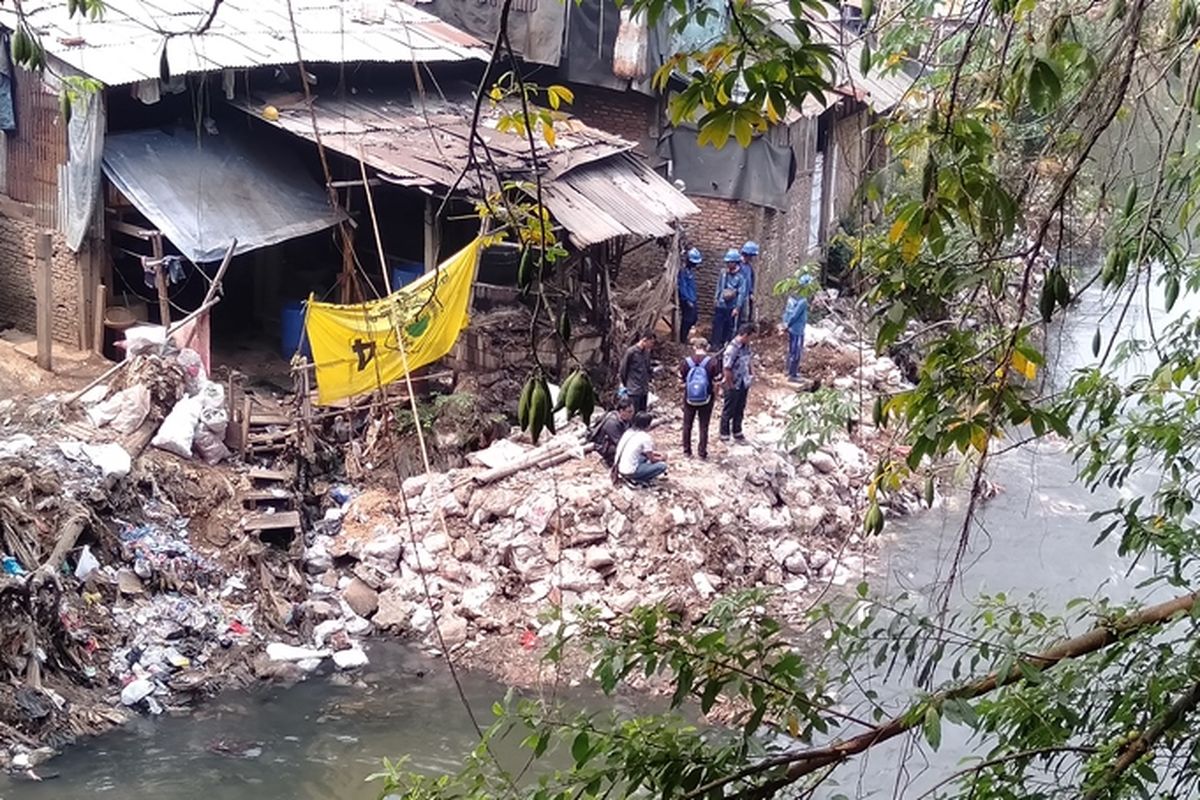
[678,248,701,344]
[781,275,812,384]
[719,323,755,442]
[740,241,759,321]
[711,250,747,349]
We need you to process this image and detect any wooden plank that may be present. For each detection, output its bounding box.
[151,234,170,327]
[93,282,106,356]
[34,231,51,370]
[248,467,290,483]
[242,510,301,532]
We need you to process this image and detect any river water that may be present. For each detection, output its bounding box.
[2,284,1180,799]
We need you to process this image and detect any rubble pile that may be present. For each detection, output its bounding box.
[294,320,920,683]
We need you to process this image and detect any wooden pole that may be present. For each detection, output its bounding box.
[151,234,171,327]
[424,195,439,273]
[92,282,106,357]
[34,231,52,371]
[65,239,238,405]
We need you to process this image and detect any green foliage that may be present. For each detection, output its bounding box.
[782,386,854,458]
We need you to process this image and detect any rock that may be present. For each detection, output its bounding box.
[585,547,615,571]
[808,451,837,474]
[332,646,370,670]
[402,474,429,498]
[834,505,855,531]
[784,552,809,575]
[410,604,435,633]
[436,614,469,649]
[749,505,791,532]
[606,511,628,538]
[797,505,827,533]
[771,539,803,564]
[764,566,784,585]
[342,579,379,618]
[374,589,416,631]
[120,678,155,706]
[364,534,403,565]
[783,576,809,593]
[304,599,338,620]
[808,549,832,571]
[609,589,640,614]
[460,583,495,618]
[451,537,473,561]
[832,441,867,472]
[312,619,345,648]
[404,545,440,574]
[266,643,329,662]
[692,571,722,599]
[423,532,450,554]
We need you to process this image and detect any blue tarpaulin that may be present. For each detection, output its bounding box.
[102,126,343,263]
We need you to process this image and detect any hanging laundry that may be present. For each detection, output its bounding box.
[141,257,158,290]
[133,79,161,105]
[164,256,186,284]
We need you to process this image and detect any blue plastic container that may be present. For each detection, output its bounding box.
[391,262,424,290]
[280,300,311,360]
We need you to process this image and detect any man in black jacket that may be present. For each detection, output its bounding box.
[619,331,655,413]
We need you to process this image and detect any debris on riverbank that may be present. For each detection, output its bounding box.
[0,309,921,767]
[296,316,923,687]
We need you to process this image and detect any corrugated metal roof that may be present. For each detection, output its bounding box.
[542,153,700,247]
[1,0,489,87]
[228,91,697,244]
[103,126,344,261]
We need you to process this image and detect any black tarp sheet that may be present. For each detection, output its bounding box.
[664,127,796,210]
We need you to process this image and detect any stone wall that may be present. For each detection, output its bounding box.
[0,210,80,345]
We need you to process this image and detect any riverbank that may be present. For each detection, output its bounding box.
[0,308,919,771]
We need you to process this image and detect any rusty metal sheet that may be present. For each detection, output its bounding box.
[1,0,490,87]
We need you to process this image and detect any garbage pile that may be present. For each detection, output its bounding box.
[293,320,919,682]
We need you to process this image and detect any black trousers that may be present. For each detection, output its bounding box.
[682,400,713,456]
[679,302,698,343]
[629,393,648,413]
[720,386,749,437]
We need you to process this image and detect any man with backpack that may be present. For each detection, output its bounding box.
[711,250,747,349]
[590,397,634,467]
[679,337,722,459]
[720,323,755,442]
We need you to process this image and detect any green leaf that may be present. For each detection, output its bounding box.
[572,731,590,765]
[923,705,942,750]
[1028,59,1062,115]
[859,42,871,77]
[1165,274,1181,311]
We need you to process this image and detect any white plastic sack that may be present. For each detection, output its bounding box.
[83,442,131,480]
[193,406,230,465]
[198,380,225,411]
[177,349,207,395]
[88,384,151,434]
[74,545,101,581]
[122,325,167,359]
[151,395,203,458]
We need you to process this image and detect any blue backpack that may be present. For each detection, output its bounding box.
[685,356,712,405]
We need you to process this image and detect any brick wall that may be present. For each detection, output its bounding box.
[680,117,819,325]
[564,83,660,155]
[0,211,80,344]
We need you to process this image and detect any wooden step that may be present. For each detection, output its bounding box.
[239,489,295,511]
[248,467,290,484]
[242,509,301,532]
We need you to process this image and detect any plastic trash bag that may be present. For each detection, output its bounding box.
[88,384,151,434]
[151,395,203,458]
[193,406,230,465]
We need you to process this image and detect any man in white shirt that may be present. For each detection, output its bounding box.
[614,412,667,486]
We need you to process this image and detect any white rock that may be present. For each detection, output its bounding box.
[585,547,615,571]
[364,534,404,564]
[436,614,469,648]
[313,619,347,649]
[606,512,628,538]
[783,576,810,593]
[784,552,809,575]
[460,583,496,617]
[410,604,435,633]
[772,539,803,564]
[266,643,330,662]
[374,589,416,631]
[609,589,640,614]
[120,678,155,706]
[332,646,370,670]
[692,572,721,598]
[404,546,440,574]
[423,532,450,554]
[808,549,832,571]
[808,451,837,474]
[797,505,827,533]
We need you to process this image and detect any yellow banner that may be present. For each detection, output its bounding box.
[305,238,483,405]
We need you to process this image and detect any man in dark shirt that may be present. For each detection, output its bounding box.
[619,331,655,413]
[591,397,634,467]
[720,323,755,442]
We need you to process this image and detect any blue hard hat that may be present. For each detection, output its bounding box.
[687,247,702,264]
[799,274,813,285]
[724,248,742,263]
[741,241,760,256]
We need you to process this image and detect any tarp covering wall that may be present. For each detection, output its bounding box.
[102,127,344,263]
[422,0,565,66]
[664,127,796,210]
[62,90,104,252]
[562,0,664,95]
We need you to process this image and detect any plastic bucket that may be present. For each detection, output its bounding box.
[391,262,424,290]
[280,300,311,360]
